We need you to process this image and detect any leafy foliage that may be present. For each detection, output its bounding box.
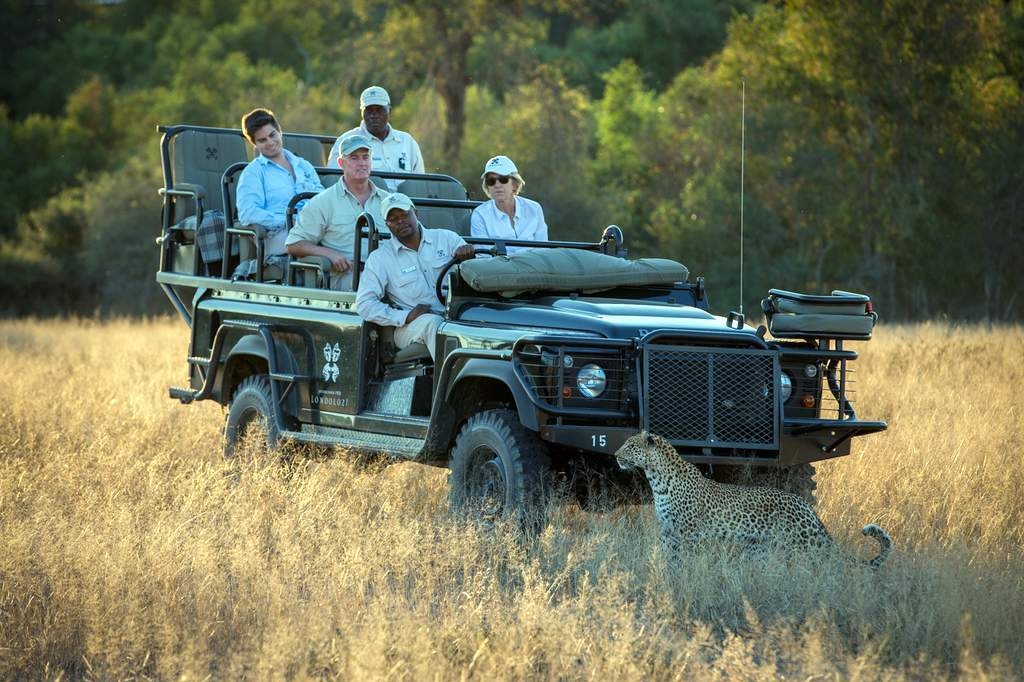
[1,0,1021,321]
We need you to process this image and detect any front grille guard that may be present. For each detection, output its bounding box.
[642,344,781,450]
[509,332,880,455]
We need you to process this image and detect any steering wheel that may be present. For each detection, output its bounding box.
[435,247,494,304]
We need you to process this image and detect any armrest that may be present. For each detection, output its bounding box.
[158,183,207,200]
[288,255,333,288]
[227,223,273,239]
[172,182,207,199]
[225,223,276,278]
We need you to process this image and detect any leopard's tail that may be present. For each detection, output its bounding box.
[862,523,892,568]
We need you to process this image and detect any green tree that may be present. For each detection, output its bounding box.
[482,65,599,242]
[345,0,588,162]
[648,0,1023,319]
[589,61,665,248]
[549,0,753,95]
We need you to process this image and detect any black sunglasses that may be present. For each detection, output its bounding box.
[485,175,511,186]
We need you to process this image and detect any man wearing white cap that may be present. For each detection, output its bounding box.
[356,193,475,360]
[470,155,548,252]
[286,133,389,290]
[327,86,425,190]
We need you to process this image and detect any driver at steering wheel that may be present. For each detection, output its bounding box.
[355,193,475,360]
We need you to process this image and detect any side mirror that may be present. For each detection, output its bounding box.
[601,225,625,256]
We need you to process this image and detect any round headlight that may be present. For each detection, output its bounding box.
[576,364,607,399]
[804,363,818,378]
[780,372,793,402]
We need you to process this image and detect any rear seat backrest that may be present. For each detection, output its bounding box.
[284,134,327,167]
[169,129,248,217]
[396,178,471,234]
[166,129,248,274]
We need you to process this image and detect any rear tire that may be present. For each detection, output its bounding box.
[224,375,280,458]
[447,409,552,525]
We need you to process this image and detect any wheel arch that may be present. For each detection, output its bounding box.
[421,359,541,465]
[219,334,298,418]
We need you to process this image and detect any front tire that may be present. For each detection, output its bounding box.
[447,409,552,524]
[224,374,280,458]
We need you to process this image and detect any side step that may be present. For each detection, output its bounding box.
[169,386,197,404]
[286,424,426,461]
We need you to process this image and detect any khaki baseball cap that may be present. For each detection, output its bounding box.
[339,133,373,156]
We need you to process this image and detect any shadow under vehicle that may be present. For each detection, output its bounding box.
[155,123,887,518]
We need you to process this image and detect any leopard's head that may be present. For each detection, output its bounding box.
[615,431,663,472]
[616,431,700,480]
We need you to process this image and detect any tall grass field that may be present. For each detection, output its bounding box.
[1,318,1022,680]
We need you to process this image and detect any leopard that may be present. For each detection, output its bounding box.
[614,431,892,568]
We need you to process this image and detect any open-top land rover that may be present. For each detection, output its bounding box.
[156,123,886,517]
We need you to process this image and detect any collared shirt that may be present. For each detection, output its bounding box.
[237,148,323,230]
[327,123,425,190]
[470,196,548,252]
[356,226,467,327]
[285,179,389,256]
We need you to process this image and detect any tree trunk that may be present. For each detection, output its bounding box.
[436,56,468,162]
[427,4,471,162]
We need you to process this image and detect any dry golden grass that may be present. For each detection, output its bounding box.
[1,318,1022,680]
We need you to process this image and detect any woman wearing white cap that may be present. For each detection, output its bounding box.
[470,155,548,251]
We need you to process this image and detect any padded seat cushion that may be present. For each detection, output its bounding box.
[770,289,868,315]
[458,248,688,297]
[170,130,247,214]
[765,289,875,338]
[392,342,430,363]
[377,324,431,364]
[768,313,874,337]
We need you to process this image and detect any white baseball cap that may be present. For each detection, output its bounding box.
[481,155,525,192]
[360,86,391,109]
[482,155,519,177]
[381,192,415,219]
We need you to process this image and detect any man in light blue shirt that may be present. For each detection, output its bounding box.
[237,108,324,259]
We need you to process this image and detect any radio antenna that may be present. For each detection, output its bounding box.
[739,79,746,315]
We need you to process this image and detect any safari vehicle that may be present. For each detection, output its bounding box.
[156,123,887,517]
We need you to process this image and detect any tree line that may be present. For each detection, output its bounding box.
[1,0,1021,322]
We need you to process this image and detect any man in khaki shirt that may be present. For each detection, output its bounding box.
[356,193,475,360]
[286,133,388,290]
[327,86,425,190]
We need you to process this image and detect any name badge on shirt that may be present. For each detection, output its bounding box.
[401,265,417,274]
